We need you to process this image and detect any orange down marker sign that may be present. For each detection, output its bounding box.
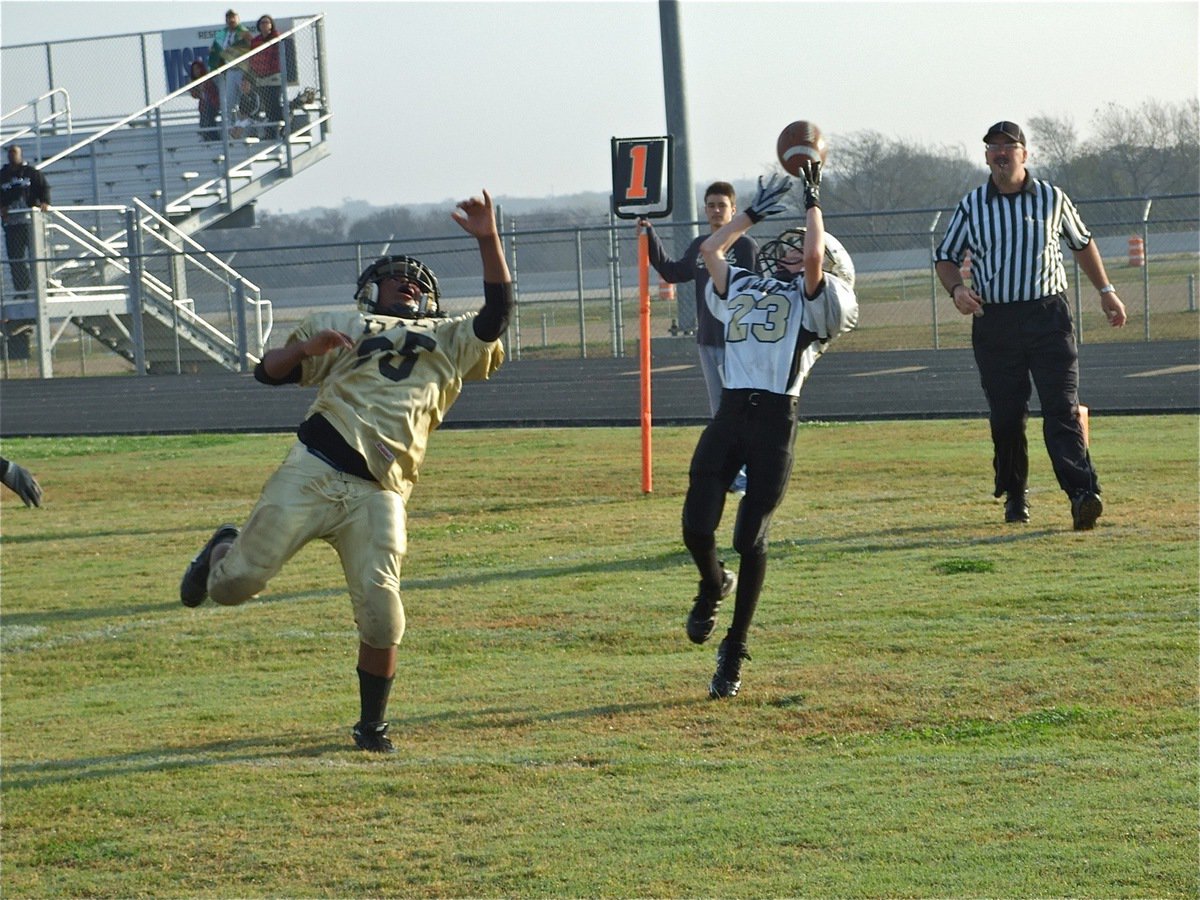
[611,137,674,493]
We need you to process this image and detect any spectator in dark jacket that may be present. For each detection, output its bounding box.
[189,60,220,141]
[0,144,51,294]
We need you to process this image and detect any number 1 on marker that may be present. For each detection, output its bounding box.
[625,144,649,200]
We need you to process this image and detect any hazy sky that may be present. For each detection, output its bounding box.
[2,0,1196,214]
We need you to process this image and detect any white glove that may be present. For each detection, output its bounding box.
[2,460,43,508]
[746,173,793,223]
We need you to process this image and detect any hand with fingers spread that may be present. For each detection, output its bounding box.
[746,173,793,223]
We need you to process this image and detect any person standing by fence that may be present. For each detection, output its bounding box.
[249,14,285,138]
[189,60,220,141]
[208,9,253,134]
[1,144,51,294]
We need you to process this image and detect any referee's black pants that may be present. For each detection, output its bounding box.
[971,294,1099,500]
[682,388,798,645]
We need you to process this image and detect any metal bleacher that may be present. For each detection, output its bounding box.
[0,14,331,376]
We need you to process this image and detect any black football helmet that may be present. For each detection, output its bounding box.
[758,227,856,289]
[354,255,442,317]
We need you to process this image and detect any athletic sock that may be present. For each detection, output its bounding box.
[356,667,395,725]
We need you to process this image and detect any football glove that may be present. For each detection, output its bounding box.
[2,460,42,508]
[801,161,822,210]
[746,173,793,223]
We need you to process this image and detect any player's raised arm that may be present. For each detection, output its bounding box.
[700,174,791,295]
[799,163,825,298]
[452,189,514,341]
[452,189,511,285]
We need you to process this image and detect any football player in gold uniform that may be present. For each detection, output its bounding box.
[180,190,512,753]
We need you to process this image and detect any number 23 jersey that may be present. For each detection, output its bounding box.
[289,310,504,498]
[706,266,857,398]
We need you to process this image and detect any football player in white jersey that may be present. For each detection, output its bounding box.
[685,166,858,699]
[179,190,512,753]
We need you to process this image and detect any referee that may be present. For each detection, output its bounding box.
[935,121,1127,530]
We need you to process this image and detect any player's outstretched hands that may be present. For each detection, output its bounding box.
[801,160,822,210]
[746,173,793,223]
[2,460,43,508]
[451,189,498,239]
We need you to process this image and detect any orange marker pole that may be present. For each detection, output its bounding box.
[639,231,653,494]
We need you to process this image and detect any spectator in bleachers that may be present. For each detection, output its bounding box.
[208,9,253,134]
[0,144,51,295]
[229,74,263,140]
[189,60,220,142]
[250,15,285,139]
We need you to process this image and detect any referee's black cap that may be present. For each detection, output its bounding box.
[983,121,1026,145]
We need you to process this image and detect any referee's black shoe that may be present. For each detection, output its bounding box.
[709,637,751,699]
[1071,491,1103,531]
[1004,490,1030,523]
[180,524,239,607]
[687,564,736,644]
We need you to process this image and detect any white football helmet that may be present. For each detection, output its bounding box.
[758,227,856,290]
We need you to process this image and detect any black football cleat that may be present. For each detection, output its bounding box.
[353,720,396,753]
[709,637,751,699]
[180,524,239,607]
[1071,492,1103,531]
[686,564,736,645]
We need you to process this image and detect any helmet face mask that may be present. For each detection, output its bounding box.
[760,228,808,281]
[759,227,856,289]
[355,255,442,318]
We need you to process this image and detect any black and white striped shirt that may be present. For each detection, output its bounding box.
[934,176,1093,303]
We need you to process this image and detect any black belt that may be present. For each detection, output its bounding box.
[722,388,798,413]
[982,292,1066,307]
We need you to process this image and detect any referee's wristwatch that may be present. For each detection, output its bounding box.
[1099,284,1117,294]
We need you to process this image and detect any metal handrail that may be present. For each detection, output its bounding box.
[0,88,73,158]
[133,197,273,349]
[37,204,262,360]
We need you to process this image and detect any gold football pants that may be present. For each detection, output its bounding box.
[208,442,407,648]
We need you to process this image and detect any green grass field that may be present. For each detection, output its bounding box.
[1,419,1196,898]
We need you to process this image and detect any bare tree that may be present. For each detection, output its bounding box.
[1027,114,1079,180]
[1081,99,1199,195]
[823,130,984,213]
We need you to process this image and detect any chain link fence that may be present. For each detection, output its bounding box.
[1,192,1196,378]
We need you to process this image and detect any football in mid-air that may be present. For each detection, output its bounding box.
[776,120,827,177]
